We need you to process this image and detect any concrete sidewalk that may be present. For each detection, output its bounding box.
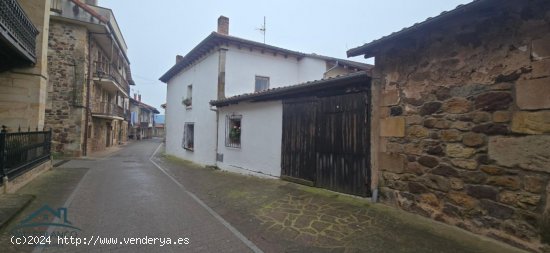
[153,147,527,253]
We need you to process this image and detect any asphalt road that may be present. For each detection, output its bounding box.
[38,139,257,253]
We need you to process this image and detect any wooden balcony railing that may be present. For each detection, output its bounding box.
[93,62,130,95]
[92,102,125,118]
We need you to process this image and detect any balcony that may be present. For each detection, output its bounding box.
[93,62,130,96]
[91,102,125,120]
[140,122,153,128]
[0,0,39,71]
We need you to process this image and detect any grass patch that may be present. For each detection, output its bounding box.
[294,183,373,207]
[227,189,249,199]
[163,153,204,169]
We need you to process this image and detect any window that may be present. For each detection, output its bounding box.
[183,84,192,107]
[255,76,269,92]
[225,115,241,148]
[182,123,194,150]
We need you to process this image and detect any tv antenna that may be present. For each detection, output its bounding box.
[256,16,266,43]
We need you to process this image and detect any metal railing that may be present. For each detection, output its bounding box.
[0,0,39,62]
[0,127,51,182]
[93,62,130,94]
[92,102,125,118]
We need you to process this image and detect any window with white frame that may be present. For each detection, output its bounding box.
[182,122,194,150]
[225,115,241,148]
[255,76,269,92]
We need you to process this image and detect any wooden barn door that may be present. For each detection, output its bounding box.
[281,99,317,185]
[315,92,370,196]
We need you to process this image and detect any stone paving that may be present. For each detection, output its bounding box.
[154,140,529,253]
[0,139,531,252]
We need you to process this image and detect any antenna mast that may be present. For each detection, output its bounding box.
[257,16,266,43]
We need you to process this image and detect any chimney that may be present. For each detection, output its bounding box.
[217,16,229,35]
[134,93,137,100]
[176,55,183,64]
[138,94,141,102]
[85,0,98,6]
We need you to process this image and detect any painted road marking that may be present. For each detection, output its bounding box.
[149,143,263,253]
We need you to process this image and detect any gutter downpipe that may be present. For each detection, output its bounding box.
[83,32,93,156]
[323,60,339,76]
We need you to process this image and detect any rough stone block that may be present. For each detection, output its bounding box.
[407,125,429,138]
[487,176,521,190]
[474,92,513,112]
[448,191,478,209]
[419,102,442,116]
[380,152,406,173]
[516,77,550,110]
[488,136,550,172]
[532,37,550,60]
[466,185,498,200]
[440,129,462,142]
[511,111,550,134]
[451,159,478,170]
[531,59,550,78]
[418,156,439,168]
[480,199,514,219]
[443,98,472,114]
[523,176,545,193]
[446,144,475,158]
[380,117,405,137]
[381,89,399,106]
[492,111,511,123]
[462,132,485,147]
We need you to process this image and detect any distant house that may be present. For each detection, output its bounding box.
[346,0,550,251]
[128,95,159,140]
[160,16,369,167]
[153,115,165,138]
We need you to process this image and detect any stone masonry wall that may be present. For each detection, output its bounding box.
[45,21,88,157]
[374,2,550,252]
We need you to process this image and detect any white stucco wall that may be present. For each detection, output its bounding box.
[298,57,328,83]
[165,52,219,166]
[216,101,282,178]
[225,45,327,97]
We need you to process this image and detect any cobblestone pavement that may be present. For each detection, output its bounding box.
[0,139,528,252]
[152,140,528,253]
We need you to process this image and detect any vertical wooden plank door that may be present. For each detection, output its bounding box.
[281,99,317,185]
[281,92,370,197]
[316,92,370,197]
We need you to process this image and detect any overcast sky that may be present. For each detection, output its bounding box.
[100,0,472,114]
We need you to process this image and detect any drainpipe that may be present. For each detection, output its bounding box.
[323,60,339,77]
[83,32,93,156]
[210,106,219,165]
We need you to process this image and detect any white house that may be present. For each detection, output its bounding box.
[160,16,369,177]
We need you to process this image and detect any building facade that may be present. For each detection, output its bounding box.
[160,16,367,167]
[0,0,50,130]
[128,95,159,140]
[45,0,134,156]
[347,0,550,251]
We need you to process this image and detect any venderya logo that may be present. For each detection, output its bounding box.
[10,204,81,245]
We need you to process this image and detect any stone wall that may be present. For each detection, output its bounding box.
[45,21,88,157]
[374,2,550,252]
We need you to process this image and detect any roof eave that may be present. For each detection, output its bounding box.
[210,72,370,107]
[346,0,495,58]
